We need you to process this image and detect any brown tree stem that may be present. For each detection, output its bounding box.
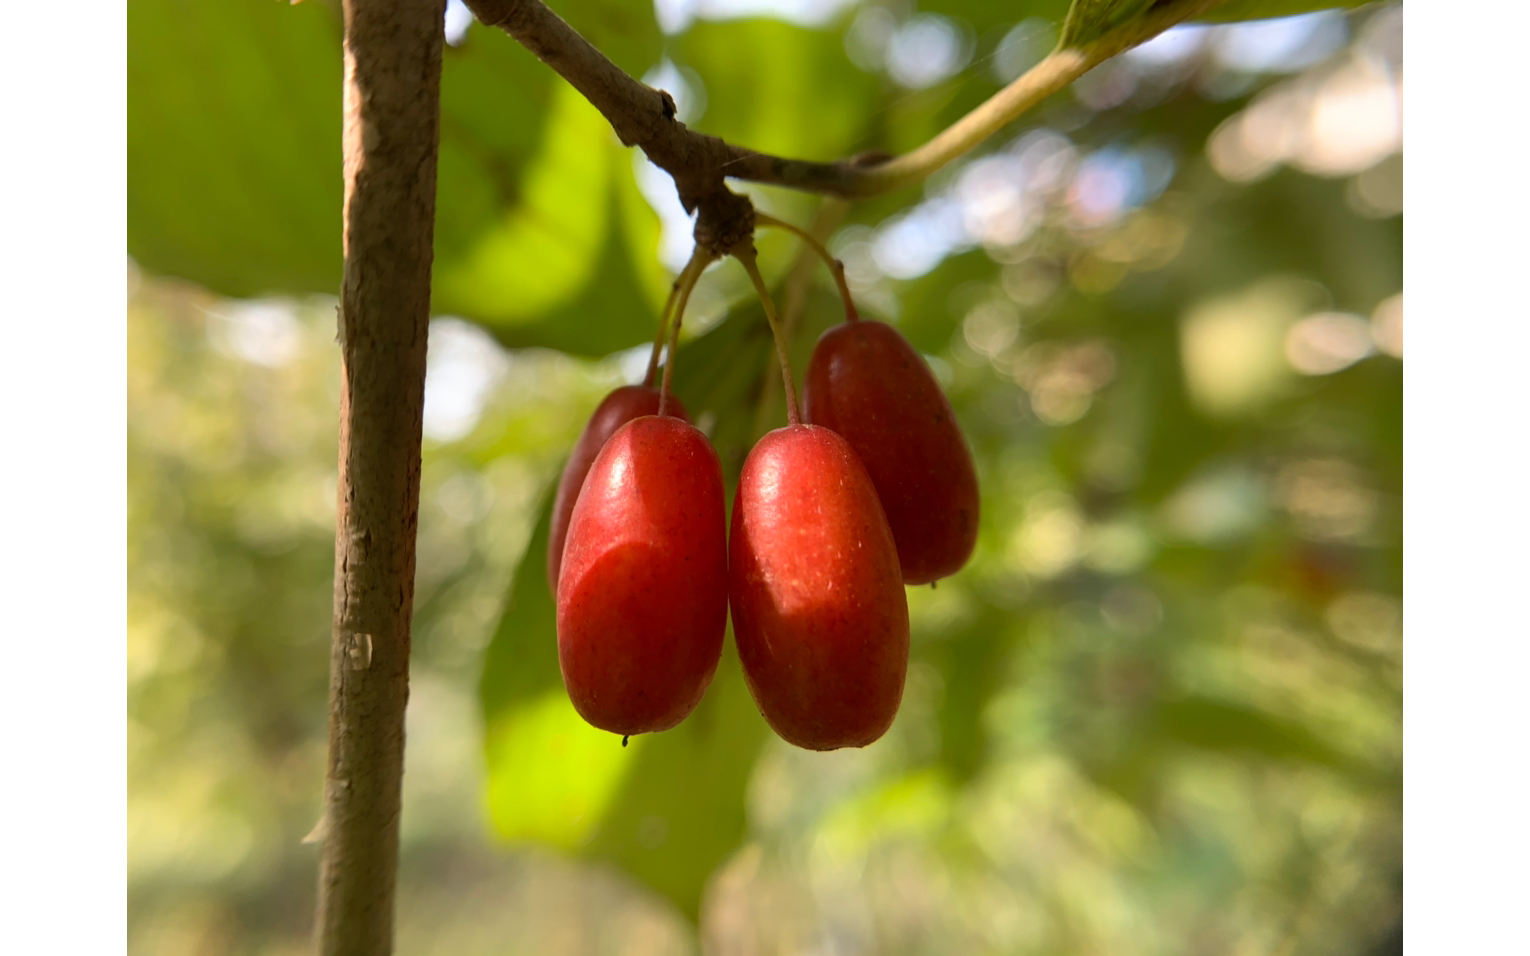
[462,0,1228,208]
[317,0,446,954]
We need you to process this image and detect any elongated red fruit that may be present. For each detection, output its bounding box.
[548,385,688,594]
[804,321,979,585]
[729,425,910,750]
[557,415,727,736]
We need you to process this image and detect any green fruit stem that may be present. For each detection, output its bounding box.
[754,211,860,323]
[734,243,801,426]
[659,247,714,419]
[642,279,682,388]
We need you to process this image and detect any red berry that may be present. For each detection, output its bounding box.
[729,424,909,750]
[556,415,726,736]
[804,321,979,585]
[547,385,688,594]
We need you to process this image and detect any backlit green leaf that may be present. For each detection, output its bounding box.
[435,83,670,355]
[582,644,767,920]
[674,18,879,163]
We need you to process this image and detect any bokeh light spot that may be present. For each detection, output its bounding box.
[886,14,971,89]
[1371,292,1403,358]
[1285,311,1373,375]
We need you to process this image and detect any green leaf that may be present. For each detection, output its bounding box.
[582,643,767,920]
[1062,0,1370,49]
[479,492,644,849]
[484,687,643,848]
[128,0,344,297]
[1061,0,1159,48]
[1154,694,1378,783]
[432,26,560,267]
[128,1,560,299]
[1196,1,1373,25]
[129,0,665,355]
[480,495,768,919]
[673,18,879,162]
[435,82,668,355]
[479,493,564,717]
[930,605,1026,783]
[433,81,612,324]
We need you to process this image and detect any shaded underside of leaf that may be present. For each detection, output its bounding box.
[581,641,767,921]
[128,0,665,355]
[128,0,344,298]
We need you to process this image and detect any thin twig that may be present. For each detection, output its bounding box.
[462,0,1228,204]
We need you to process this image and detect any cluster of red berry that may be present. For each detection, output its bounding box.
[546,223,979,752]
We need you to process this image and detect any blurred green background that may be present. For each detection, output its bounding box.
[127,0,1402,952]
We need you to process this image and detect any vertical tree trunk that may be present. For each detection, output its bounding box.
[317,1,445,954]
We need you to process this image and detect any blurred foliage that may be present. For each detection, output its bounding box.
[128,0,667,356]
[128,0,1402,953]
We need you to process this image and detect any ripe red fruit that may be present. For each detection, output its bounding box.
[729,425,910,750]
[547,385,689,594]
[804,321,979,585]
[556,415,727,736]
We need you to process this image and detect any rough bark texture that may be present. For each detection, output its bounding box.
[317,1,446,954]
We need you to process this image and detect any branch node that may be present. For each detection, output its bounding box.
[693,188,756,259]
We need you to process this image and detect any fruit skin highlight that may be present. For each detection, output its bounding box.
[556,415,726,736]
[804,320,979,585]
[547,385,689,595]
[729,424,910,751]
